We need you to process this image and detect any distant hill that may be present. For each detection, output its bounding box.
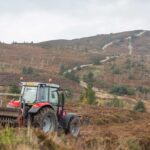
[0,30,149,75]
[37,30,150,55]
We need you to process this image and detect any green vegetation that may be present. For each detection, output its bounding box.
[134,101,146,112]
[0,128,70,150]
[8,83,20,94]
[106,97,124,108]
[125,58,133,69]
[127,139,140,150]
[91,56,105,65]
[111,85,135,96]
[64,72,79,83]
[93,57,101,65]
[125,58,145,71]
[111,64,121,74]
[0,128,16,145]
[22,66,34,75]
[83,72,94,86]
[81,85,96,104]
[8,83,21,99]
[137,86,150,94]
[0,128,37,150]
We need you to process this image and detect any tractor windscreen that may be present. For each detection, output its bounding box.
[22,86,37,103]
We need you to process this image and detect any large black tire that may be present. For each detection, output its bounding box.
[68,117,80,137]
[33,107,57,133]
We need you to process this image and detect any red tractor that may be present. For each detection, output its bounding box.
[0,82,80,136]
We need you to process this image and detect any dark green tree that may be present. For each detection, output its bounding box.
[22,66,34,75]
[27,67,33,74]
[22,67,27,74]
[86,85,96,104]
[9,83,20,94]
[8,83,21,99]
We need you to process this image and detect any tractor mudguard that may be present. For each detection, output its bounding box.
[28,102,54,114]
[62,113,76,129]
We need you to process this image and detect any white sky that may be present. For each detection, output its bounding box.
[0,0,149,43]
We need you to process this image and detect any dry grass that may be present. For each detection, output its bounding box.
[0,128,74,150]
[0,103,150,150]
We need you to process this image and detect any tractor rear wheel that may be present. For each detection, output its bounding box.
[33,108,57,133]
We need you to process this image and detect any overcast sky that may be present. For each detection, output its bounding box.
[0,0,149,43]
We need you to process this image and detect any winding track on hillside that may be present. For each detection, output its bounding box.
[102,30,147,55]
[64,30,147,75]
[63,55,119,75]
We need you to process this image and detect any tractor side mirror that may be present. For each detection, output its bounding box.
[64,89,72,98]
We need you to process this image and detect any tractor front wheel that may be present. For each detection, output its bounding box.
[33,108,57,133]
[68,117,80,137]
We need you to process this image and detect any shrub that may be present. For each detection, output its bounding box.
[22,66,34,75]
[64,72,79,83]
[83,72,94,86]
[111,85,135,96]
[137,86,150,94]
[111,64,121,74]
[125,58,132,69]
[127,139,140,150]
[134,101,146,112]
[112,68,121,74]
[106,97,124,108]
[0,128,15,145]
[93,57,101,65]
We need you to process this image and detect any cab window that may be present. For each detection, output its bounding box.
[38,87,48,102]
[49,88,58,105]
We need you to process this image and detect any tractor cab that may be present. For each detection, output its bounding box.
[21,82,61,105]
[8,82,63,109]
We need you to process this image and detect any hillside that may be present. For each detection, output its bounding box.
[0,30,150,101]
[0,30,150,74]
